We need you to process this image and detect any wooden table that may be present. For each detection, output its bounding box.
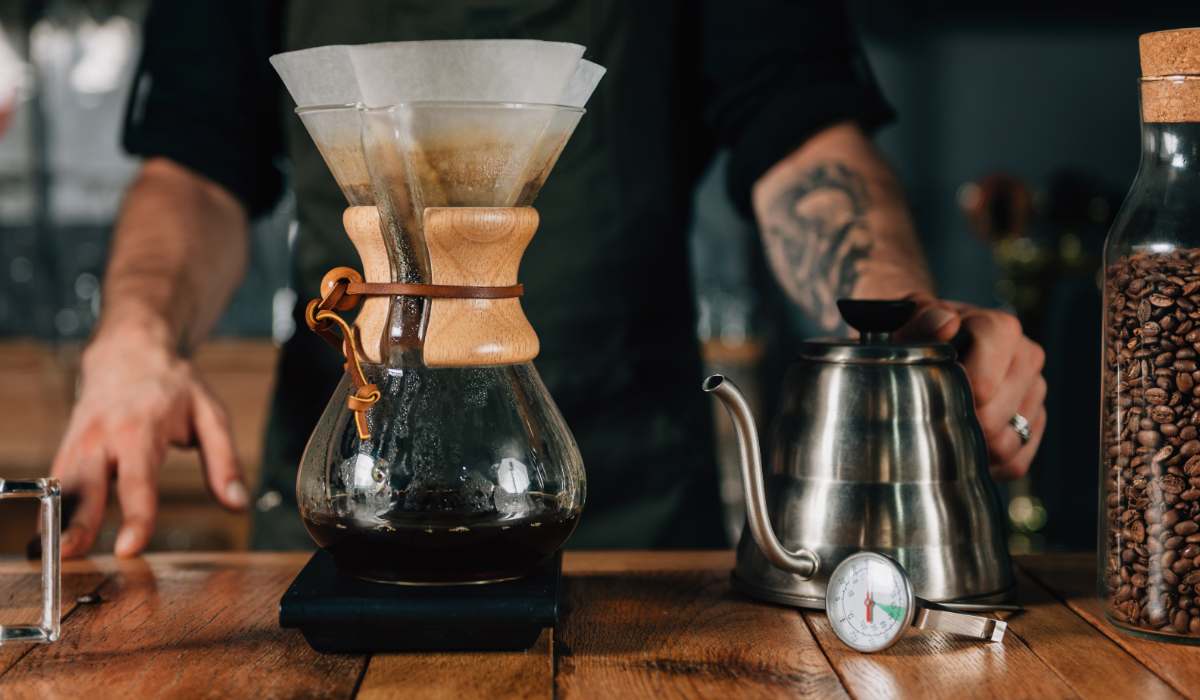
[0,551,1192,698]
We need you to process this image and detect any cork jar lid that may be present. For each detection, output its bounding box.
[1140,28,1200,123]
[1141,27,1200,77]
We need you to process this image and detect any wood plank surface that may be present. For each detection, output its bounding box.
[0,551,1191,699]
[802,605,1075,699]
[0,557,108,675]
[0,552,364,699]
[1007,567,1179,699]
[556,560,847,698]
[358,628,553,700]
[1020,554,1200,698]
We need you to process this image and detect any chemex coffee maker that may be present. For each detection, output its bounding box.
[705,299,1015,610]
[270,41,604,652]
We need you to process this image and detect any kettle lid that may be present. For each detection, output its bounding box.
[799,299,955,364]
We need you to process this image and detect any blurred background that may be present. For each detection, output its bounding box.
[0,0,1196,553]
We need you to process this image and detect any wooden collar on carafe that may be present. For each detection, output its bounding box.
[304,206,541,439]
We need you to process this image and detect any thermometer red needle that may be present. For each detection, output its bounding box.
[865,589,873,623]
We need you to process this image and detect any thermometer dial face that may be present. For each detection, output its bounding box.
[825,552,915,652]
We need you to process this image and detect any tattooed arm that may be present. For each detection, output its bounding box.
[751,121,932,331]
[751,121,1047,480]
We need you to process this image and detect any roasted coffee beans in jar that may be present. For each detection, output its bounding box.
[1103,251,1200,638]
[1100,29,1200,642]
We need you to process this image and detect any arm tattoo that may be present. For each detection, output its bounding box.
[761,162,873,330]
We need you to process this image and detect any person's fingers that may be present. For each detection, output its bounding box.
[191,384,247,511]
[984,375,1048,474]
[113,430,160,558]
[976,339,1047,444]
[958,311,1023,406]
[897,297,962,343]
[991,407,1047,481]
[55,449,110,558]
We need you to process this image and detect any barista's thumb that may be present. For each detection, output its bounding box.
[898,298,961,342]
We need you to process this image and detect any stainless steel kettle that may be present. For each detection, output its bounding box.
[704,299,1014,609]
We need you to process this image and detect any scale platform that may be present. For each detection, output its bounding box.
[279,549,561,653]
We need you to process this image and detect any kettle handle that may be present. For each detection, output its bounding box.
[703,375,819,580]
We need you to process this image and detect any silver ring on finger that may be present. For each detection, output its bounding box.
[1009,413,1031,446]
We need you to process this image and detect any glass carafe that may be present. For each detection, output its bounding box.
[1100,29,1200,642]
[295,102,586,584]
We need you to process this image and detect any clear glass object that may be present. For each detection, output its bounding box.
[0,478,60,644]
[295,102,586,584]
[1101,77,1200,642]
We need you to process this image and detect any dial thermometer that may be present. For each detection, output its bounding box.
[825,552,1008,652]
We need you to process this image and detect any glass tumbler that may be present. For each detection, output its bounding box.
[0,478,60,644]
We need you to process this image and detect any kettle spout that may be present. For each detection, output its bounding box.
[703,375,818,580]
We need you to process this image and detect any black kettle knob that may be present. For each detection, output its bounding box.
[836,299,916,343]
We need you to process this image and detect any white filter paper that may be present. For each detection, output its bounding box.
[562,59,606,108]
[346,40,584,107]
[269,45,358,107]
[269,40,605,204]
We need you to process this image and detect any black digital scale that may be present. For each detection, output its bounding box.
[279,549,562,653]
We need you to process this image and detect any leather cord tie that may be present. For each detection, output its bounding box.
[347,281,524,299]
[304,266,525,440]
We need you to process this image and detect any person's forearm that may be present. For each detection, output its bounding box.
[99,157,249,354]
[752,121,932,330]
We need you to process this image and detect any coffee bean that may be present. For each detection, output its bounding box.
[1163,474,1188,494]
[1152,405,1177,423]
[1140,299,1154,322]
[1104,252,1200,636]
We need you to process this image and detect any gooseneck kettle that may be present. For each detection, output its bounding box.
[704,299,1014,608]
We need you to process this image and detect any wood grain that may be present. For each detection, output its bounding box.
[556,566,847,699]
[1006,568,1178,699]
[563,550,736,574]
[1,552,1194,699]
[0,553,363,699]
[0,557,107,675]
[358,628,552,700]
[802,605,1075,699]
[344,206,392,364]
[1020,554,1200,698]
[422,207,540,367]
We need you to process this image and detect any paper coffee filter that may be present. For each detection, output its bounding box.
[563,60,605,108]
[271,40,605,206]
[347,40,584,107]
[270,45,359,107]
[298,107,373,205]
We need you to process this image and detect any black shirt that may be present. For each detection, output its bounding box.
[123,0,893,549]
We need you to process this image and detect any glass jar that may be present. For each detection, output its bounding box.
[1100,29,1200,642]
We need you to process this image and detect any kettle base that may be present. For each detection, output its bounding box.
[730,571,1017,611]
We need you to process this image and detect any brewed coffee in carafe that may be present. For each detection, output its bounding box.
[272,41,603,584]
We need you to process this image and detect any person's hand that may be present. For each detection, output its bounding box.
[900,297,1046,480]
[51,321,248,558]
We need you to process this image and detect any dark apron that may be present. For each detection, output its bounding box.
[251,0,725,549]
